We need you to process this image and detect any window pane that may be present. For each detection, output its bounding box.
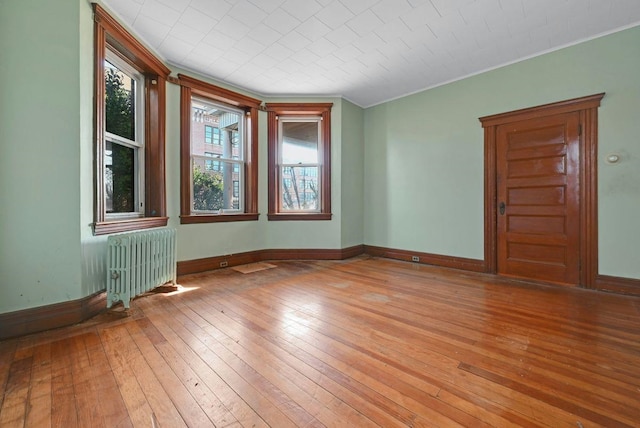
[191,96,245,214]
[281,166,318,211]
[192,161,242,212]
[105,60,135,141]
[105,141,135,213]
[282,121,318,164]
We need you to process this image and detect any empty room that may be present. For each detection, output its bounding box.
[1,0,639,426]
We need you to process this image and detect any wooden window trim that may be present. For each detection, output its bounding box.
[266,103,333,221]
[178,74,261,224]
[93,4,170,235]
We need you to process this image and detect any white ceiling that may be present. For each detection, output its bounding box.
[102,0,640,107]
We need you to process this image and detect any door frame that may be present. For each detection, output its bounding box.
[479,93,605,288]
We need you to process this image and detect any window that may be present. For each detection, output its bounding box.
[179,74,261,223]
[266,103,332,220]
[204,125,221,145]
[93,4,170,235]
[104,56,143,216]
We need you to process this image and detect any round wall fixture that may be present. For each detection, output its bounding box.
[605,153,620,164]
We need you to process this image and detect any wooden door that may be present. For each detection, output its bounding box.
[496,112,581,285]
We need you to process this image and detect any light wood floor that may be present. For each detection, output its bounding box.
[1,256,640,427]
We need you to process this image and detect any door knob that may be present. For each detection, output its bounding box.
[499,202,505,215]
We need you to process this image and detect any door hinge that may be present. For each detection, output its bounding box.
[578,124,582,136]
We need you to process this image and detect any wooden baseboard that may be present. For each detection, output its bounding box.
[594,275,640,296]
[177,245,365,276]
[0,291,106,341]
[262,245,365,261]
[177,251,263,275]
[364,245,486,273]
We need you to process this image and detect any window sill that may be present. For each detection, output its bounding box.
[180,213,259,224]
[94,217,169,235]
[267,213,332,221]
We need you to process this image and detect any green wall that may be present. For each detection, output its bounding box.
[364,26,640,279]
[0,0,84,313]
[341,99,365,248]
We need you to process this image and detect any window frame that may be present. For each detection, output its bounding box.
[179,74,261,224]
[278,116,322,213]
[266,103,333,221]
[93,4,170,235]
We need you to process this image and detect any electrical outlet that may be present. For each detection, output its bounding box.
[220,261,228,267]
[411,256,420,262]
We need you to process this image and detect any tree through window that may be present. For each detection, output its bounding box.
[104,57,141,215]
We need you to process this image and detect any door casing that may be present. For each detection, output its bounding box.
[479,93,605,288]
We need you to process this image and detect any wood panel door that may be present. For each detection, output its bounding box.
[496,112,581,285]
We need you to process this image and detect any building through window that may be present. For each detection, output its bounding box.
[190,98,243,212]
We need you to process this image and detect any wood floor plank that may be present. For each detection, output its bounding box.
[99,324,188,428]
[186,286,471,427]
[126,320,214,427]
[178,304,408,427]
[234,281,564,427]
[153,337,242,427]
[98,325,164,428]
[0,339,18,412]
[82,331,133,428]
[242,262,624,426]
[50,337,78,427]
[0,356,33,428]
[270,273,640,424]
[2,257,640,426]
[25,342,52,428]
[341,259,640,342]
[458,362,635,427]
[224,291,476,425]
[137,297,312,428]
[151,297,381,428]
[66,333,107,428]
[142,312,271,428]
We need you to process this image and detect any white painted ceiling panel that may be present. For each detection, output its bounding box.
[102,0,640,107]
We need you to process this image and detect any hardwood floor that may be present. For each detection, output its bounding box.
[1,256,639,427]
